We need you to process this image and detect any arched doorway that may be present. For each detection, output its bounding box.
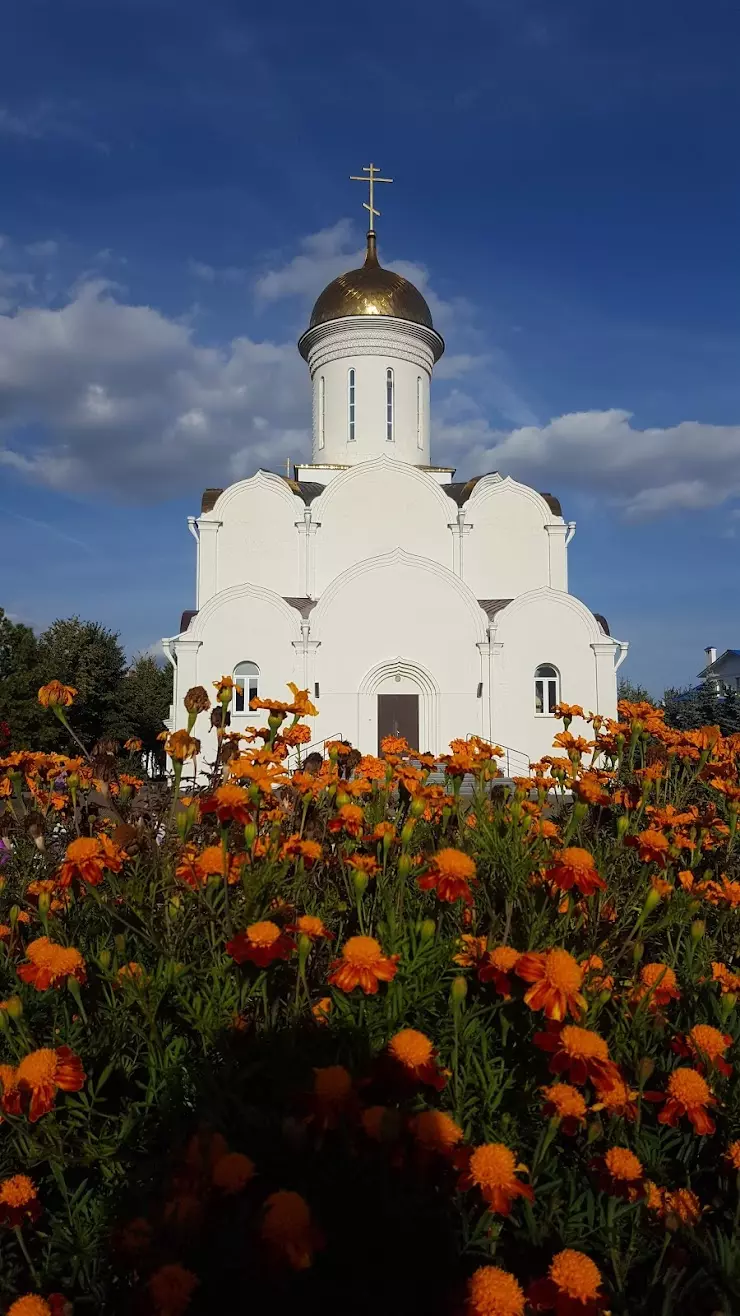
[358,659,440,754]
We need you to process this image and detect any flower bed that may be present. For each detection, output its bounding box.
[0,685,739,1314]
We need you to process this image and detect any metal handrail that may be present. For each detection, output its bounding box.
[466,733,531,778]
[286,732,343,770]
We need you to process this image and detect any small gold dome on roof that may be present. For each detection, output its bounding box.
[309,233,433,329]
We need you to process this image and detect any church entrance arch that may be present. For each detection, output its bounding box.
[358,659,439,755]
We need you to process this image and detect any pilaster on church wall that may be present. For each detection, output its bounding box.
[196,520,220,607]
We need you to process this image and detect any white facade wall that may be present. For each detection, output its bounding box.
[462,478,562,598]
[198,475,302,602]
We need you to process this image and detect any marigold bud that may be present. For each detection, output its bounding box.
[244,821,257,848]
[4,996,22,1019]
[632,940,644,963]
[616,815,629,837]
[398,855,412,879]
[691,919,705,942]
[637,1056,655,1083]
[420,919,436,942]
[451,975,468,1005]
[9,905,19,928]
[587,1116,603,1143]
[643,887,661,915]
[38,891,51,918]
[115,934,126,954]
[410,796,425,818]
[353,871,369,898]
[98,949,111,969]
[573,801,588,823]
[335,791,350,808]
[400,820,415,847]
[721,992,737,1018]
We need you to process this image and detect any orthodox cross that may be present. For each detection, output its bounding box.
[349,163,392,232]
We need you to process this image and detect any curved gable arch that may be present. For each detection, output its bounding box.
[312,454,455,522]
[208,470,305,520]
[311,547,488,642]
[492,587,606,644]
[189,582,302,639]
[466,475,562,523]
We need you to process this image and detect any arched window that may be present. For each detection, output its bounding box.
[534,664,560,715]
[348,368,356,441]
[416,376,423,448]
[386,367,394,441]
[234,661,260,713]
[318,376,325,450]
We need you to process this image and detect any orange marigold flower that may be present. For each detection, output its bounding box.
[644,1180,665,1213]
[454,935,488,968]
[164,729,200,763]
[312,1065,353,1125]
[388,1029,446,1089]
[38,681,76,709]
[516,949,586,1021]
[346,853,379,877]
[465,1265,526,1316]
[0,1174,41,1227]
[226,921,295,968]
[580,954,614,994]
[459,1143,535,1215]
[361,1105,402,1143]
[528,1249,605,1314]
[726,1140,740,1172]
[711,961,740,994]
[647,1067,716,1136]
[200,782,252,824]
[280,835,323,865]
[311,996,332,1024]
[409,1109,463,1154]
[280,722,312,746]
[116,962,147,985]
[598,1147,644,1200]
[534,1022,621,1091]
[327,935,399,995]
[261,1190,322,1270]
[591,1074,638,1121]
[328,802,365,837]
[664,1187,702,1227]
[18,938,86,991]
[7,1300,66,1316]
[541,1083,587,1135]
[545,847,606,898]
[190,844,245,886]
[211,1151,255,1193]
[373,820,396,843]
[15,1047,85,1123]
[633,961,681,1010]
[626,828,671,867]
[479,945,521,997]
[291,914,332,941]
[57,834,125,888]
[418,848,477,905]
[0,1064,21,1117]
[148,1263,198,1314]
[682,1023,733,1077]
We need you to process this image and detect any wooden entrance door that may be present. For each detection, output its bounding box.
[377,694,419,752]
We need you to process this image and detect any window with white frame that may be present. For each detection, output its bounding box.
[386,367,394,441]
[348,368,356,441]
[318,376,325,449]
[416,376,423,448]
[534,664,560,714]
[234,661,260,713]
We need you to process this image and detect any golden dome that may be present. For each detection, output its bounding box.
[308,233,433,329]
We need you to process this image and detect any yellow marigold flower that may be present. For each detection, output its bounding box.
[465,1265,526,1315]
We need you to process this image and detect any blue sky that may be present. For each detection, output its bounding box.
[0,0,739,694]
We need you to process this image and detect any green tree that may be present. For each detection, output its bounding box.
[36,616,127,750]
[118,653,172,770]
[663,682,740,736]
[0,608,43,747]
[617,677,656,704]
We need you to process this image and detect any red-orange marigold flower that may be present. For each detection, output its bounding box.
[516,949,586,1021]
[648,1067,716,1136]
[200,782,253,824]
[627,828,671,867]
[454,935,488,969]
[726,1140,740,1172]
[459,1143,535,1215]
[327,935,399,995]
[38,681,76,709]
[260,1190,322,1270]
[148,1263,198,1314]
[291,914,332,941]
[7,1299,68,1316]
[546,847,606,898]
[597,1147,644,1200]
[418,848,477,905]
[57,834,125,888]
[663,1187,702,1227]
[280,836,323,865]
[15,1047,85,1123]
[633,962,681,1010]
[211,1151,255,1193]
[0,1175,41,1227]
[528,1249,605,1315]
[18,938,86,991]
[679,1023,733,1077]
[328,803,365,837]
[388,1029,446,1089]
[465,1266,526,1316]
[226,921,295,968]
[409,1109,463,1155]
[541,1083,587,1135]
[311,1065,353,1126]
[479,945,521,997]
[534,1022,621,1091]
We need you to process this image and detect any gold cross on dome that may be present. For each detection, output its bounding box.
[349,162,392,231]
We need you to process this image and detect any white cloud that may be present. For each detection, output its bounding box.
[25,240,58,258]
[187,259,246,285]
[255,219,361,304]
[0,280,309,498]
[440,407,740,517]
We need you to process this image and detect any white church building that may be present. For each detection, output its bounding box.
[164,184,628,769]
